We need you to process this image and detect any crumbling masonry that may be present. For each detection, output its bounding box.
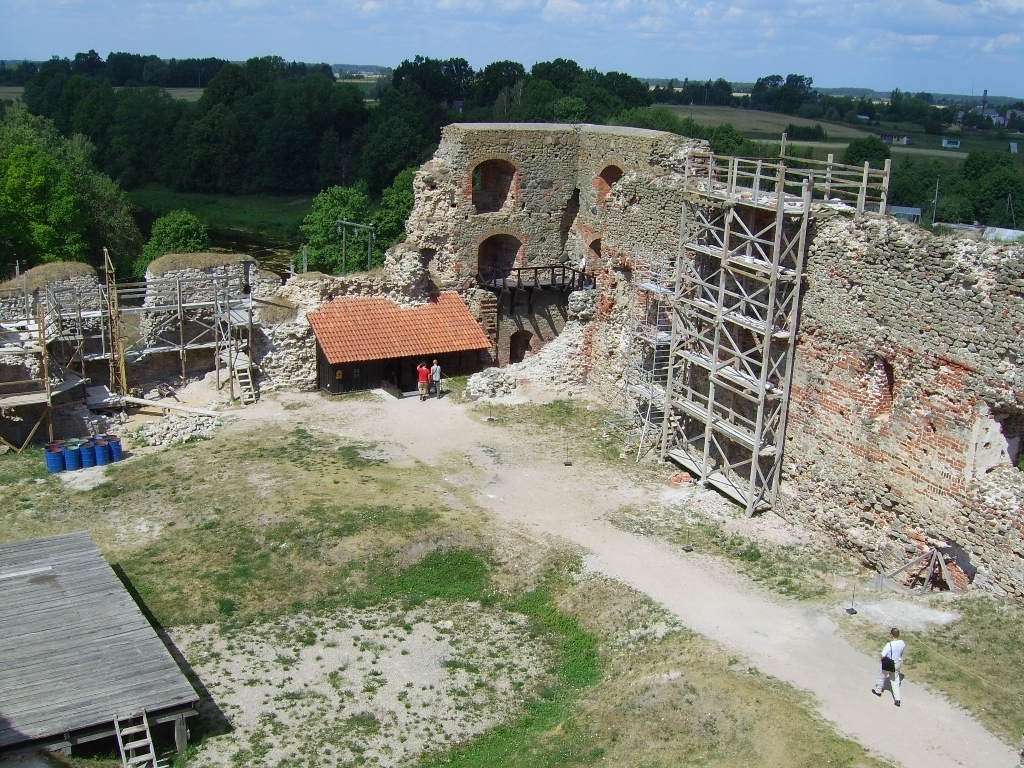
[2,122,1021,596]
[401,123,1023,596]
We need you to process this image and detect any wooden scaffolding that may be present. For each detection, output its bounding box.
[627,146,890,515]
[0,259,257,451]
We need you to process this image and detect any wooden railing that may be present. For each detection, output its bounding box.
[477,264,586,290]
[682,146,890,215]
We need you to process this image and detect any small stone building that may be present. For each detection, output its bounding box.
[307,292,491,393]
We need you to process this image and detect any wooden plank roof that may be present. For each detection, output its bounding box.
[307,292,491,365]
[0,532,198,749]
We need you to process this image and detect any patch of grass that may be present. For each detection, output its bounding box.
[478,399,624,465]
[0,260,95,292]
[146,251,254,276]
[128,185,311,242]
[844,594,1024,742]
[0,450,50,485]
[655,104,873,141]
[365,550,494,607]
[418,585,601,768]
[611,511,835,601]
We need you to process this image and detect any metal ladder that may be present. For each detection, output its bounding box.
[114,710,163,768]
[233,365,258,404]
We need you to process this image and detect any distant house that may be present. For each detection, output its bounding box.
[941,137,962,149]
[881,134,910,145]
[889,205,922,223]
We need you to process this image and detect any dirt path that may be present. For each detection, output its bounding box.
[238,390,1019,768]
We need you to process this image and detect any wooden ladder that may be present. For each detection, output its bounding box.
[114,711,163,768]
[233,365,258,404]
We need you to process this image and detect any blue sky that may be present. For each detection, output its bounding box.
[2,0,1022,98]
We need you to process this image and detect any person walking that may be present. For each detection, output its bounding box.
[416,362,430,401]
[872,627,907,706]
[430,359,442,398]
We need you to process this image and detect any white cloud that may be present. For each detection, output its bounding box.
[981,31,1022,50]
[541,0,587,17]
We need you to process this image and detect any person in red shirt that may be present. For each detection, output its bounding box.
[416,362,430,401]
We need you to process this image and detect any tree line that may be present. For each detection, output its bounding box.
[3,52,1021,281]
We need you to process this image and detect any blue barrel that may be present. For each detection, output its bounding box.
[62,443,82,471]
[105,434,123,462]
[44,447,65,473]
[93,439,111,466]
[80,441,96,468]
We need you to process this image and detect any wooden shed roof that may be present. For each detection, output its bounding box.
[0,532,198,749]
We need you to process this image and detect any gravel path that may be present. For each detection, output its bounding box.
[330,391,1018,768]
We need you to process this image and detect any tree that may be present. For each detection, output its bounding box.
[0,142,88,269]
[530,59,584,92]
[136,210,208,276]
[372,167,416,260]
[843,136,890,166]
[299,184,372,273]
[0,105,140,275]
[472,60,526,108]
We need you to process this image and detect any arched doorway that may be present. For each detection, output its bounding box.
[472,159,516,213]
[509,330,533,363]
[477,234,521,283]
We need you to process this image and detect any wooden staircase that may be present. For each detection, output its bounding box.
[114,711,165,768]
[478,292,499,360]
[234,365,258,404]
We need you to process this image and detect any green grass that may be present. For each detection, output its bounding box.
[609,512,839,601]
[128,185,311,242]
[418,585,601,768]
[845,594,1024,742]
[476,399,623,464]
[655,104,872,141]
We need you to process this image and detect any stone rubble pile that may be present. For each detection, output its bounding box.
[465,307,591,401]
[130,414,221,447]
[464,367,517,400]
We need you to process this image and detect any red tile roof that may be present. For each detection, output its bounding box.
[308,292,491,364]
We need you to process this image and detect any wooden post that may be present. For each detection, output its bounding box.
[174,714,188,753]
[879,158,892,214]
[858,162,870,213]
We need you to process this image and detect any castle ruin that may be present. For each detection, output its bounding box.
[1,122,1021,596]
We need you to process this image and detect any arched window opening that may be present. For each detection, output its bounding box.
[594,164,624,206]
[472,159,516,213]
[509,330,533,364]
[477,234,522,283]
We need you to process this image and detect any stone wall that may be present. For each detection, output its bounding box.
[401,122,702,364]
[413,124,1023,595]
[782,213,1024,594]
[406,123,701,290]
[493,288,568,365]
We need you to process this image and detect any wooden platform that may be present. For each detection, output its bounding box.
[0,532,198,752]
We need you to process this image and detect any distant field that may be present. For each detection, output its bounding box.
[0,85,201,102]
[656,104,873,140]
[128,185,311,241]
[163,87,203,102]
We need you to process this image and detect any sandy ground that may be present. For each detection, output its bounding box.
[241,386,1015,768]
[10,382,1018,768]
